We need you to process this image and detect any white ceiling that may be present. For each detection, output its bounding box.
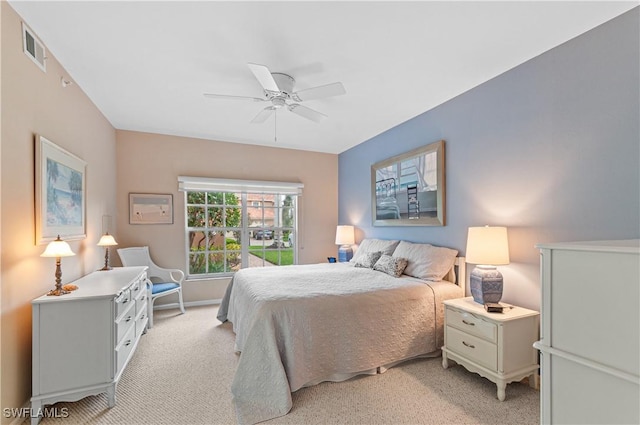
[8,1,638,154]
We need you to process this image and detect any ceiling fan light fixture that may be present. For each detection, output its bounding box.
[272,98,286,108]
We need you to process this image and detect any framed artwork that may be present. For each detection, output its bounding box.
[129,193,173,224]
[371,140,446,227]
[35,135,87,244]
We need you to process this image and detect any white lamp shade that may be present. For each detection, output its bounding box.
[465,226,510,265]
[41,237,75,258]
[97,233,118,246]
[335,225,355,245]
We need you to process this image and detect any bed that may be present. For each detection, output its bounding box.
[217,239,465,424]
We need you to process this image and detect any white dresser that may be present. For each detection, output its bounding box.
[442,297,539,401]
[31,267,149,425]
[535,240,639,425]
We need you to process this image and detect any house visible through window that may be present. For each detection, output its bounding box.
[178,177,302,278]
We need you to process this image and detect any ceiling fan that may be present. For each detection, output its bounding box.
[203,63,346,124]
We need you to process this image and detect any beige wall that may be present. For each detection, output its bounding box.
[1,3,118,419]
[115,130,338,303]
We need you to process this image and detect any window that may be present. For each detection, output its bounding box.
[179,177,302,278]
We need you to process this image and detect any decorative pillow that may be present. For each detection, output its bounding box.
[392,240,458,281]
[373,254,408,278]
[350,239,400,264]
[353,251,383,269]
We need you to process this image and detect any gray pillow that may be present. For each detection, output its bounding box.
[353,251,382,269]
[373,254,408,278]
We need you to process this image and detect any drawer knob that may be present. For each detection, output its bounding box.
[462,341,476,349]
[462,319,475,326]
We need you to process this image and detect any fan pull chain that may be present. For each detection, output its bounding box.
[274,109,278,143]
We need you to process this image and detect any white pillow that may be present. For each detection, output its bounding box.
[392,241,458,281]
[350,239,400,264]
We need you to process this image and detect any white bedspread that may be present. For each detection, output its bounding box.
[217,262,463,424]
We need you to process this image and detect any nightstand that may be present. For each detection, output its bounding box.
[442,297,539,401]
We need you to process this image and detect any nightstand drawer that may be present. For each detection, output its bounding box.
[446,307,497,343]
[446,326,497,370]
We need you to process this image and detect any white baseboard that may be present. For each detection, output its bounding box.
[153,299,221,310]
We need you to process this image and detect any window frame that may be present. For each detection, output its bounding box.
[179,177,302,279]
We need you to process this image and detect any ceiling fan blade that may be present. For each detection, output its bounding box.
[203,93,265,102]
[287,103,327,123]
[251,106,275,124]
[247,63,280,92]
[292,82,346,102]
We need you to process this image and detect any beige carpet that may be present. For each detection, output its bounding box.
[35,305,539,425]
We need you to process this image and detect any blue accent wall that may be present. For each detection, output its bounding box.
[338,8,639,310]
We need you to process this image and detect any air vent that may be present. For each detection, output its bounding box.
[22,22,46,72]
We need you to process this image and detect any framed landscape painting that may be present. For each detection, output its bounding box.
[35,135,86,244]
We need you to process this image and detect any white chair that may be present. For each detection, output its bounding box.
[117,246,186,328]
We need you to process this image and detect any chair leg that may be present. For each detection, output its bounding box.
[178,288,186,314]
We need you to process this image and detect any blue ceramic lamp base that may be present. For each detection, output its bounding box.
[470,265,503,304]
[338,245,353,262]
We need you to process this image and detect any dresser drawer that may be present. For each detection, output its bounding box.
[136,291,148,316]
[115,289,132,318]
[135,307,148,339]
[129,277,144,301]
[447,307,497,343]
[446,326,497,371]
[115,302,136,344]
[115,325,136,376]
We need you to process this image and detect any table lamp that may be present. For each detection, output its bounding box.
[466,226,510,304]
[97,232,118,271]
[41,235,76,296]
[335,225,355,262]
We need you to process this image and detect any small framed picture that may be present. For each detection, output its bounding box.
[129,193,173,224]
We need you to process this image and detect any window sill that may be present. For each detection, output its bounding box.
[185,275,233,283]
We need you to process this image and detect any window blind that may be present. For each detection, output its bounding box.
[178,176,303,195]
